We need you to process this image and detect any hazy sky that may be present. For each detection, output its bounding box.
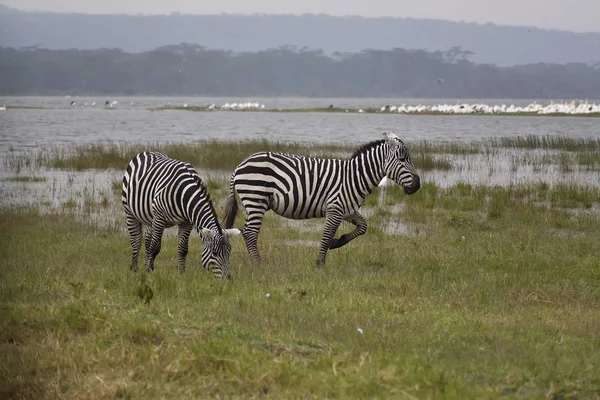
[4,0,600,33]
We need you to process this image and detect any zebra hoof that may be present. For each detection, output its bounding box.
[315,259,325,268]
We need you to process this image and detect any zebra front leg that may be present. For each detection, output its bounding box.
[176,223,193,274]
[126,215,143,272]
[316,210,343,267]
[144,216,165,272]
[329,211,368,250]
[242,207,267,265]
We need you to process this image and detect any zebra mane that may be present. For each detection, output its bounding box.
[350,139,386,159]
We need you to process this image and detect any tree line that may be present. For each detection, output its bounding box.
[1,44,599,98]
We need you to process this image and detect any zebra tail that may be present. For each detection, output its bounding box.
[223,173,238,229]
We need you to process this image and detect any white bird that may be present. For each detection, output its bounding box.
[0,104,6,111]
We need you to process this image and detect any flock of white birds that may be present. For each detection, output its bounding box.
[378,100,600,115]
[207,100,600,114]
[219,102,266,110]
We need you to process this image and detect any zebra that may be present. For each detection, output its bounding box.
[122,151,241,279]
[223,131,421,267]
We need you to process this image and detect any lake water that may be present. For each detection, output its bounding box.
[1,96,599,157]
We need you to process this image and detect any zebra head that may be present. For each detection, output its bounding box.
[199,228,242,279]
[382,131,421,195]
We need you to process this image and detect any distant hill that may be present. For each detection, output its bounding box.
[1,44,599,98]
[0,5,599,66]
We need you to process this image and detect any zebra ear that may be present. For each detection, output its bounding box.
[383,131,400,148]
[200,228,215,240]
[222,228,242,238]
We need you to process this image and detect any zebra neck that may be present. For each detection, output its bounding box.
[186,189,220,233]
[349,144,387,196]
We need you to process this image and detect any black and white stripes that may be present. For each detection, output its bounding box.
[224,131,420,266]
[122,151,240,278]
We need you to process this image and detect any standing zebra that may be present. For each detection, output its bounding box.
[122,151,241,278]
[223,131,421,266]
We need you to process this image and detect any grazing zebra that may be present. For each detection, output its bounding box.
[122,151,241,278]
[223,131,421,266]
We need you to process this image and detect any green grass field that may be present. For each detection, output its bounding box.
[1,140,600,399]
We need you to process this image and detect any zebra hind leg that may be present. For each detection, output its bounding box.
[176,223,193,274]
[316,210,344,267]
[242,208,267,265]
[144,216,166,272]
[329,212,368,250]
[126,215,143,272]
[144,226,152,254]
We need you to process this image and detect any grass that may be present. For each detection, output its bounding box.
[492,135,600,152]
[411,141,481,155]
[482,136,600,171]
[576,152,600,170]
[270,107,380,113]
[1,175,48,183]
[4,105,47,110]
[150,106,216,112]
[1,175,600,399]
[412,154,452,171]
[7,136,600,177]
[3,140,453,173]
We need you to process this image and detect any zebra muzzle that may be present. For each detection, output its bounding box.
[403,174,421,194]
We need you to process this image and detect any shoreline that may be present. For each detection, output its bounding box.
[4,104,600,117]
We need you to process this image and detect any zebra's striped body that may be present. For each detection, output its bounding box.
[122,151,240,278]
[224,131,420,266]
